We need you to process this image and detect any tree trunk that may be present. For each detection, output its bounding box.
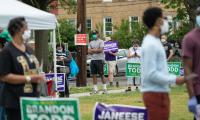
[35,30,50,72]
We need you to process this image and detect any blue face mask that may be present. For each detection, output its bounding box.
[92,34,97,40]
[196,16,200,27]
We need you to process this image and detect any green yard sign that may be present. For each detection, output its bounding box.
[168,62,181,76]
[126,63,141,77]
[104,63,108,75]
[125,62,181,77]
[20,97,80,120]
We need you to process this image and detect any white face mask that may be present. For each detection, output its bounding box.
[57,49,62,53]
[160,20,169,35]
[22,30,31,41]
[161,39,166,43]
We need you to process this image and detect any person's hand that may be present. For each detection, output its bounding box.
[185,73,198,81]
[30,74,45,83]
[109,51,113,54]
[176,76,185,85]
[176,73,198,85]
[188,96,198,114]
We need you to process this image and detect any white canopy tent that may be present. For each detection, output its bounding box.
[0,0,58,89]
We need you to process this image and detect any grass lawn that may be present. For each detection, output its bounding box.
[78,86,193,120]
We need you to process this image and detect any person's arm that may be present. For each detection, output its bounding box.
[88,43,94,54]
[109,51,118,56]
[0,74,44,84]
[167,49,174,61]
[183,58,194,98]
[182,36,195,98]
[64,51,72,63]
[127,48,134,58]
[94,40,104,54]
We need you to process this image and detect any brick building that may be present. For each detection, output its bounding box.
[55,0,175,36]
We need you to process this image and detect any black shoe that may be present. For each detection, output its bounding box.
[125,87,132,92]
[116,81,119,87]
[110,82,113,87]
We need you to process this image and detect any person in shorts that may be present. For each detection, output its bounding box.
[88,30,107,94]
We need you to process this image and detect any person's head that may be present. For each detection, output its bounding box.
[56,43,65,53]
[132,40,140,48]
[91,30,99,40]
[143,7,169,36]
[8,17,31,42]
[161,35,167,43]
[196,7,200,27]
[105,36,111,41]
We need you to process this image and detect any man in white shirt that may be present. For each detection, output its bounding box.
[141,7,196,120]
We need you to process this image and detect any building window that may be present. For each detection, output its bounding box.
[86,19,92,32]
[104,17,112,36]
[129,16,139,31]
[68,19,76,28]
[103,0,112,2]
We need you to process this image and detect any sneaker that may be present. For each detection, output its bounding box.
[116,81,119,87]
[102,89,108,94]
[90,90,99,95]
[125,87,132,92]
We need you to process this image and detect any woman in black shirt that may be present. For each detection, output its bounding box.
[0,17,44,120]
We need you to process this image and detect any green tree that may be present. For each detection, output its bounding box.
[57,19,76,50]
[112,19,147,48]
[21,0,76,72]
[161,0,200,27]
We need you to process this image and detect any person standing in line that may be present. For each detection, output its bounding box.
[0,17,45,120]
[141,7,196,120]
[161,34,174,61]
[126,40,141,92]
[104,37,118,87]
[182,7,200,120]
[88,30,107,94]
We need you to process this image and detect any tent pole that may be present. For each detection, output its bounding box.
[53,29,57,97]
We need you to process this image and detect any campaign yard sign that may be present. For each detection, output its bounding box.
[104,41,118,52]
[104,63,108,75]
[93,103,147,120]
[20,97,80,120]
[126,62,181,77]
[126,63,141,77]
[45,73,65,92]
[75,34,88,45]
[167,62,181,76]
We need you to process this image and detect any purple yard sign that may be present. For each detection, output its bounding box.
[104,41,118,52]
[93,103,147,120]
[45,73,65,92]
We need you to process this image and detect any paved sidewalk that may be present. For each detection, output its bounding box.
[70,89,126,98]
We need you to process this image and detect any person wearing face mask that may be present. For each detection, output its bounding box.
[88,30,107,94]
[126,40,141,92]
[182,7,200,120]
[0,17,45,120]
[56,43,72,97]
[161,34,174,61]
[141,7,197,120]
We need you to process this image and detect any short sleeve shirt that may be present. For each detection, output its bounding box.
[0,43,40,109]
[88,39,104,60]
[182,28,200,95]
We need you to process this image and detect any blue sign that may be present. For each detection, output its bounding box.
[45,73,65,92]
[93,103,147,120]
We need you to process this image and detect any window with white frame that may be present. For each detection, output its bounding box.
[129,16,139,31]
[103,0,112,2]
[86,19,92,32]
[104,17,112,36]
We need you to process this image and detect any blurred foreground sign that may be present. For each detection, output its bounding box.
[93,102,147,120]
[20,97,80,120]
